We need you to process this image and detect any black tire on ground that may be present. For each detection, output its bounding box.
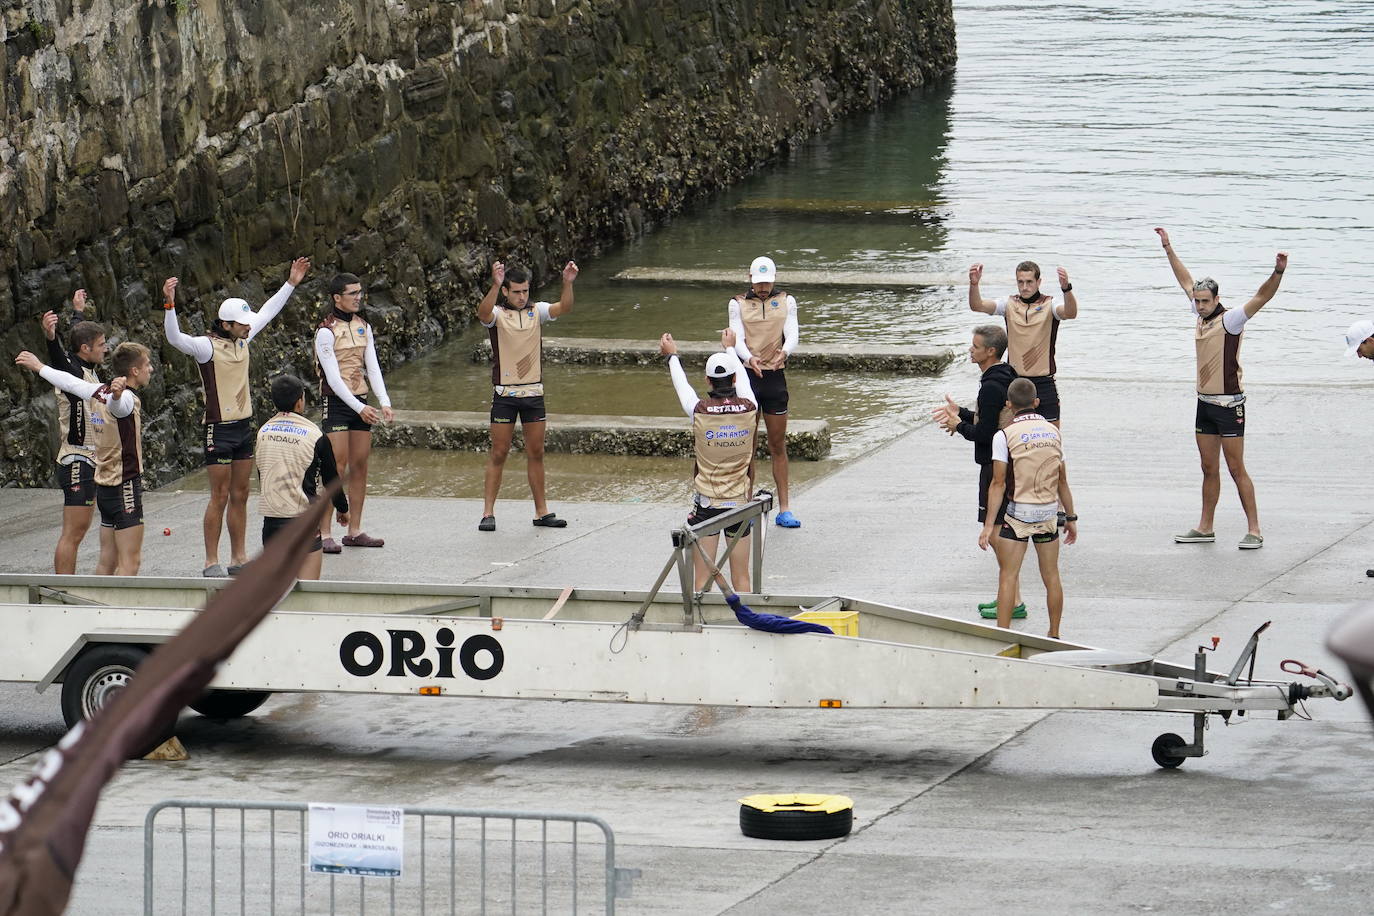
[740,801,854,841]
[59,644,174,757]
[189,690,272,719]
[1152,732,1188,769]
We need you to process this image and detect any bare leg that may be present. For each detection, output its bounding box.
[55,505,94,574]
[298,550,323,581]
[693,533,721,591]
[762,412,791,513]
[1195,433,1222,533]
[483,423,516,516]
[321,431,349,540]
[203,463,231,567]
[346,430,373,536]
[991,534,1024,607]
[996,536,1029,629]
[114,525,144,576]
[1033,537,1064,638]
[227,458,252,565]
[1221,436,1260,536]
[523,420,550,517]
[725,529,753,593]
[95,525,117,575]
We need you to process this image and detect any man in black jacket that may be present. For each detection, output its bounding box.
[934,325,1023,619]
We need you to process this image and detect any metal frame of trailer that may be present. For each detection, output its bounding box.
[0,501,1352,768]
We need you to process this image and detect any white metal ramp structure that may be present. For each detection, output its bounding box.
[0,500,1353,769]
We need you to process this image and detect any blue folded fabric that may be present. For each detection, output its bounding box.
[726,593,834,635]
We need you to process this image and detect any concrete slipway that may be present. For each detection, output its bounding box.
[1,373,1372,914]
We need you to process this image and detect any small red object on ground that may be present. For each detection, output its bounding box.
[163,528,171,536]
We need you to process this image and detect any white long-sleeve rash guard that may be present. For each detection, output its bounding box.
[163,281,297,363]
[667,351,756,417]
[40,366,135,418]
[727,295,799,364]
[314,326,392,417]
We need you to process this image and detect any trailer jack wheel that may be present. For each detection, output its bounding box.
[1151,732,1188,769]
[739,794,854,840]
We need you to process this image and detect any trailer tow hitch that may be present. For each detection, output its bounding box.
[1280,658,1354,704]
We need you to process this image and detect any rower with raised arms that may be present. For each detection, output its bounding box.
[1156,227,1287,550]
[162,257,311,577]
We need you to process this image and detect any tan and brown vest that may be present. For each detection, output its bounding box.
[735,290,789,364]
[1004,296,1059,378]
[1195,306,1244,396]
[320,314,372,397]
[255,411,324,519]
[692,395,758,502]
[488,305,543,390]
[1005,412,1062,505]
[90,388,142,487]
[198,336,252,424]
[55,361,100,465]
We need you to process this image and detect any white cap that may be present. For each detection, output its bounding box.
[1344,320,1374,357]
[749,256,776,284]
[705,353,735,379]
[217,298,256,324]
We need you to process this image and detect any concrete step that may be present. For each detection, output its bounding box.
[608,267,964,288]
[376,410,832,460]
[470,337,955,375]
[733,197,941,220]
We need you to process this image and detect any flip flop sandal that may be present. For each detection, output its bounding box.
[342,532,385,547]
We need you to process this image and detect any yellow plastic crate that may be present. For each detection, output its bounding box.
[792,609,859,637]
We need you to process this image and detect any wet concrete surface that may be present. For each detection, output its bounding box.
[2,375,1373,914]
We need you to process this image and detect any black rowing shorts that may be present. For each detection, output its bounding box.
[1025,375,1060,423]
[752,368,789,416]
[324,393,373,433]
[96,477,144,530]
[205,418,255,466]
[1195,399,1245,438]
[262,515,323,553]
[491,394,547,425]
[59,460,96,508]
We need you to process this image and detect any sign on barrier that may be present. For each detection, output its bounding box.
[307,803,405,877]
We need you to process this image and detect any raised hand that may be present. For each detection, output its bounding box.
[41,311,58,340]
[491,261,505,288]
[1057,267,1070,290]
[162,277,179,304]
[1275,252,1288,273]
[969,263,984,285]
[1154,227,1171,248]
[108,376,128,397]
[72,289,88,312]
[288,256,311,286]
[659,332,678,357]
[720,327,737,350]
[14,351,43,373]
[562,260,579,284]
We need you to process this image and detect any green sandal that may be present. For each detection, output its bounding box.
[978,602,1027,619]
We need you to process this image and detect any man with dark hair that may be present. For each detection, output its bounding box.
[476,258,579,531]
[978,377,1078,638]
[968,260,1079,426]
[37,289,110,573]
[162,258,311,576]
[728,255,801,528]
[661,328,759,593]
[1156,228,1286,550]
[15,341,157,576]
[255,374,350,580]
[934,324,1024,619]
[315,271,392,551]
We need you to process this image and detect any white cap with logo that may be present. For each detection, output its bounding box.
[749,256,776,284]
[218,298,256,324]
[1344,320,1374,357]
[705,353,736,379]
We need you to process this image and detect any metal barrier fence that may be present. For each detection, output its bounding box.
[144,799,638,915]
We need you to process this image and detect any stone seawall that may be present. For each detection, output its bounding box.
[1,0,955,487]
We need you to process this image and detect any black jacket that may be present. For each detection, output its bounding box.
[956,362,1017,465]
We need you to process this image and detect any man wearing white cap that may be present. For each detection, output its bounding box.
[1155,228,1286,549]
[1343,320,1374,362]
[728,255,801,528]
[162,257,311,576]
[661,328,760,592]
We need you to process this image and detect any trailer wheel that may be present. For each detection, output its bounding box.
[189,690,272,719]
[739,794,854,841]
[1152,732,1188,769]
[61,644,150,729]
